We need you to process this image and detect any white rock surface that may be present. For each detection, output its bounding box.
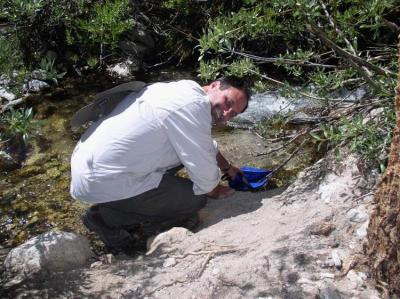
[106,59,138,78]
[331,250,343,269]
[0,87,16,101]
[23,79,50,93]
[4,231,92,282]
[356,221,369,238]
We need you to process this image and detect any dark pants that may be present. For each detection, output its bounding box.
[94,169,207,230]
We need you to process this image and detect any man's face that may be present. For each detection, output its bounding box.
[207,81,248,125]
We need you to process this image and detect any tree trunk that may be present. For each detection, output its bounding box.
[367,36,400,297]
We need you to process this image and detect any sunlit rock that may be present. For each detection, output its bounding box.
[4,231,92,283]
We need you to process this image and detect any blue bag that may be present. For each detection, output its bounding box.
[228,166,272,191]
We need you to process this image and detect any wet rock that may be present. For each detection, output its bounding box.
[0,87,16,101]
[23,79,50,93]
[4,231,92,283]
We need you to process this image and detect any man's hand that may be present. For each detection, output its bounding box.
[207,185,235,199]
[224,164,241,180]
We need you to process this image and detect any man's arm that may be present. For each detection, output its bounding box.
[216,151,242,180]
[206,151,244,199]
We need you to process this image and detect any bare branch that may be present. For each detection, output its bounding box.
[265,138,309,179]
[229,48,338,68]
[307,24,396,77]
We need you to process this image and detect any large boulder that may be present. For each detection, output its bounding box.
[4,231,93,283]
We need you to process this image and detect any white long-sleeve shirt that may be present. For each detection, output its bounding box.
[70,80,220,203]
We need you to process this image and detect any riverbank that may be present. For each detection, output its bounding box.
[1,147,382,298]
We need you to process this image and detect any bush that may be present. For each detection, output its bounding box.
[0,35,23,75]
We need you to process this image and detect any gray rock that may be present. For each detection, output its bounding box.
[0,87,16,101]
[31,69,48,81]
[4,231,92,282]
[23,79,50,93]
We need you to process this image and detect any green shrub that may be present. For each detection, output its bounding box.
[0,35,23,75]
[0,107,34,145]
[310,108,395,170]
[39,57,66,85]
[74,0,132,62]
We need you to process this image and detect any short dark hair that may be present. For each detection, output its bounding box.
[216,76,250,112]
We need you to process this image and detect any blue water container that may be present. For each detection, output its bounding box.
[229,166,272,191]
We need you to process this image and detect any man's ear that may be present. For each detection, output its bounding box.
[210,81,221,90]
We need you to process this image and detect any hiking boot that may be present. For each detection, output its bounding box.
[81,208,132,249]
[140,213,200,236]
[181,213,200,230]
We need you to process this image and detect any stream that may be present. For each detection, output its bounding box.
[0,71,323,255]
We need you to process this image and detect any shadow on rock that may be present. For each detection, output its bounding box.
[0,270,91,299]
